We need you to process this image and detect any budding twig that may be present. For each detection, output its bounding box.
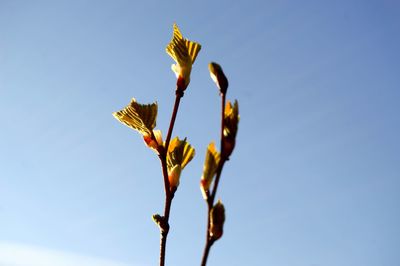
[201,92,227,266]
[158,85,184,266]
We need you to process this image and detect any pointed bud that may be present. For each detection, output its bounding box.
[152,214,169,233]
[210,200,225,241]
[152,214,163,227]
[209,62,228,95]
[168,164,182,190]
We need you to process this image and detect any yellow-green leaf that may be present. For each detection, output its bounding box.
[166,23,201,67]
[167,137,195,170]
[113,98,157,136]
[166,23,202,88]
[223,100,239,139]
[201,142,220,190]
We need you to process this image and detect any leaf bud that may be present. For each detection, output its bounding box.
[210,200,226,241]
[209,62,228,95]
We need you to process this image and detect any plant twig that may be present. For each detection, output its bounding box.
[165,87,184,150]
[201,225,215,266]
[201,92,227,266]
[158,86,184,266]
[158,155,173,266]
[209,92,227,204]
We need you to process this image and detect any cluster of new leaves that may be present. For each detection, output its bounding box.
[113,99,195,191]
[200,62,240,252]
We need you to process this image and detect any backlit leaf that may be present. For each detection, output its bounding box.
[113,98,157,136]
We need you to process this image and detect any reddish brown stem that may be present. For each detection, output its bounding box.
[158,86,184,266]
[201,92,227,266]
[165,87,184,150]
[210,92,227,202]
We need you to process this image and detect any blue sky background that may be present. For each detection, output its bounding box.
[1,0,399,265]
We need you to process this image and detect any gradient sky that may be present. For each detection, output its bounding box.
[1,1,399,265]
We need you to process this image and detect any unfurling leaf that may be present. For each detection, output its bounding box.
[166,23,201,89]
[200,142,220,200]
[113,98,158,136]
[167,137,195,170]
[210,200,225,241]
[165,137,195,190]
[223,100,239,157]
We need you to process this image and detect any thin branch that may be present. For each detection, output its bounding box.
[210,92,226,204]
[158,86,184,266]
[201,92,227,266]
[158,155,172,266]
[165,87,184,150]
[201,223,215,266]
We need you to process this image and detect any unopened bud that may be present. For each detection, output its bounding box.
[210,200,225,241]
[152,214,163,227]
[222,136,235,158]
[209,62,228,95]
[152,214,169,233]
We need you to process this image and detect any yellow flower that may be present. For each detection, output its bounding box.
[166,23,201,90]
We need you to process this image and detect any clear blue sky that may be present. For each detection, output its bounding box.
[1,1,399,265]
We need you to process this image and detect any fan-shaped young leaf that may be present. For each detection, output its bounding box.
[166,23,201,89]
[113,98,158,136]
[167,137,195,170]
